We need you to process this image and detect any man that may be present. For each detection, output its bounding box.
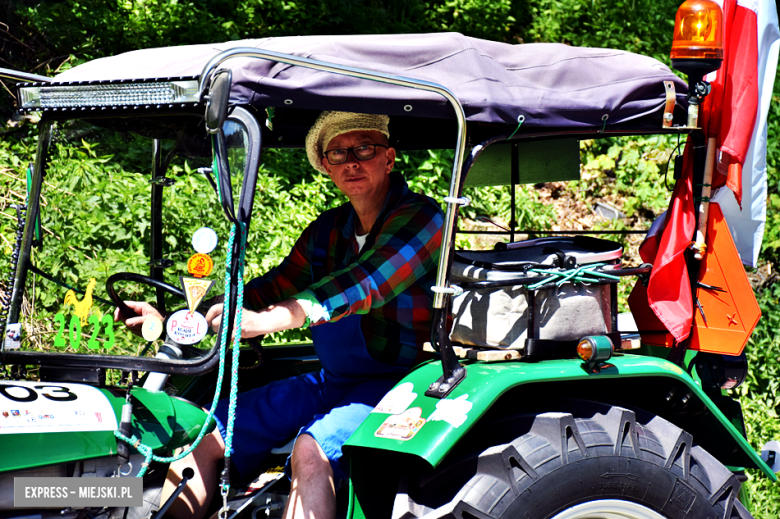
[118,111,444,519]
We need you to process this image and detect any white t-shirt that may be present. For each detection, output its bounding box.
[355,232,368,252]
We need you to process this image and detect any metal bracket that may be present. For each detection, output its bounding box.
[443,196,470,207]
[150,176,176,187]
[663,81,676,128]
[149,259,175,269]
[425,365,467,398]
[431,285,464,296]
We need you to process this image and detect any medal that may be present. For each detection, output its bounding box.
[187,253,214,278]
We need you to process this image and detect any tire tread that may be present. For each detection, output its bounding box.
[394,401,752,519]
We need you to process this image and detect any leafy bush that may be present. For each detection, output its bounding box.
[580,135,677,219]
[738,282,780,516]
[524,0,682,63]
[759,70,780,266]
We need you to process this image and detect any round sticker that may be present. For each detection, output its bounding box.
[141,315,163,342]
[165,309,209,345]
[187,253,214,278]
[192,227,218,254]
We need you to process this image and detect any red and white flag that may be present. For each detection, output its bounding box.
[710,0,779,267]
[635,0,778,341]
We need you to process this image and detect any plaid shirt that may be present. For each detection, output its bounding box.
[245,172,443,367]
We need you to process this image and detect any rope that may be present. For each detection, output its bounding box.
[526,262,619,290]
[113,222,248,479]
[222,222,246,501]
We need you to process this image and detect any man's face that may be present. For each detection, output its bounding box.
[321,130,395,201]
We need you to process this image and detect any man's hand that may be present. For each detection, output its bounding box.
[205,304,228,336]
[205,304,267,339]
[114,301,164,338]
[205,299,307,338]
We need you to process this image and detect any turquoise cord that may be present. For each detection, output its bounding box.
[526,262,620,290]
[114,222,247,478]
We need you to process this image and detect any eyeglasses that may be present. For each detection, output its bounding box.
[323,144,388,165]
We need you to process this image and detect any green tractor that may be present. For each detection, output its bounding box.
[0,12,776,519]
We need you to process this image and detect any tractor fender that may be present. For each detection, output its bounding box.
[0,384,211,473]
[343,353,776,481]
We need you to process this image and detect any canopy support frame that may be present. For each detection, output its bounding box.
[197,48,471,397]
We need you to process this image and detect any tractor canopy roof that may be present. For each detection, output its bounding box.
[51,33,689,146]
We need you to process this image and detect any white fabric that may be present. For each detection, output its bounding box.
[711,0,780,267]
[355,232,368,252]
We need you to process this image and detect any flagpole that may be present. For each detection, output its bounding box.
[692,137,718,260]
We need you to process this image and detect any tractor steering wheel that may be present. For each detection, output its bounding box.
[106,271,264,365]
[106,272,186,318]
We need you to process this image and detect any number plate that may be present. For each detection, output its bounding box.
[0,381,117,434]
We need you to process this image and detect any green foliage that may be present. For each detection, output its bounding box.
[398,149,453,201]
[426,0,516,40]
[759,70,780,266]
[580,135,677,219]
[524,0,682,63]
[736,282,780,517]
[0,124,38,281]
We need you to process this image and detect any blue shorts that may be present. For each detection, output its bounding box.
[213,370,399,483]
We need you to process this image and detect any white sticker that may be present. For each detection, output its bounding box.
[0,381,117,434]
[427,394,473,429]
[375,407,426,441]
[142,316,164,342]
[372,382,417,414]
[4,323,21,351]
[192,227,218,254]
[166,309,209,345]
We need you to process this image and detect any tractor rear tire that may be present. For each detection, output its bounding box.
[393,401,752,519]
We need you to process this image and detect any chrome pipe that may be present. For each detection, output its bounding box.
[197,48,467,309]
[0,67,52,83]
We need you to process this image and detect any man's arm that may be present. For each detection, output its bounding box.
[244,219,318,311]
[205,299,306,338]
[293,200,443,326]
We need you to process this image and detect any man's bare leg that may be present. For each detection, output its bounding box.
[161,428,226,519]
[283,433,336,519]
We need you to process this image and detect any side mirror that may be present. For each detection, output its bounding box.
[205,69,232,134]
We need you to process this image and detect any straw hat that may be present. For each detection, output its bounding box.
[306,111,390,174]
